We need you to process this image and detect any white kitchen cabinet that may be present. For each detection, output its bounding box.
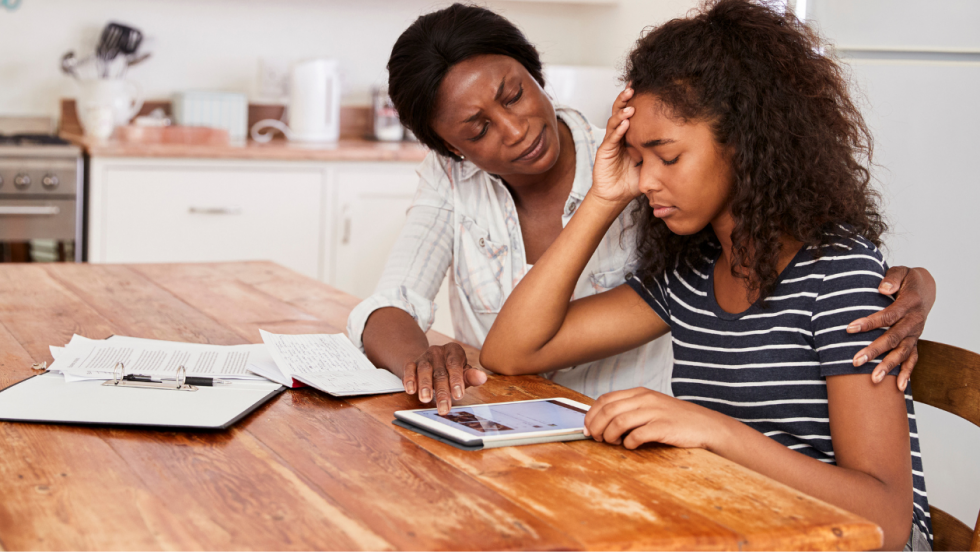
[329,162,453,336]
[330,163,420,298]
[87,156,454,336]
[88,158,329,279]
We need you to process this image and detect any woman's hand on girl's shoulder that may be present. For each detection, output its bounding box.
[847,266,936,391]
[583,387,731,451]
[590,88,641,209]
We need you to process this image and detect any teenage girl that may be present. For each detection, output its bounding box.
[482,1,931,549]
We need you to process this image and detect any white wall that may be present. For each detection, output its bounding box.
[809,0,980,530]
[0,0,697,121]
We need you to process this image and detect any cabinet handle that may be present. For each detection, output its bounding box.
[0,205,60,216]
[341,217,351,245]
[188,206,243,215]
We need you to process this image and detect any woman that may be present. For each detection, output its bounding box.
[482,1,930,549]
[347,3,936,415]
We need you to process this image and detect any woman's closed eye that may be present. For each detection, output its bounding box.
[470,122,490,141]
[506,85,524,106]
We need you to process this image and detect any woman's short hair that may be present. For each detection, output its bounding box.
[387,3,545,159]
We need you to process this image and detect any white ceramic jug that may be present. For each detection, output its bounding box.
[251,59,341,143]
[76,79,144,139]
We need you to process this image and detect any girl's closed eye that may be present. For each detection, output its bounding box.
[661,154,680,166]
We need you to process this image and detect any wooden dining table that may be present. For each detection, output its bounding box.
[0,261,883,551]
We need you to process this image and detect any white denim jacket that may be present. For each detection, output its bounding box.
[347,106,673,398]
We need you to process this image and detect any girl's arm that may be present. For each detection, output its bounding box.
[481,89,670,375]
[584,376,913,550]
[717,374,912,550]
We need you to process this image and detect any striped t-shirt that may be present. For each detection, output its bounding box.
[626,234,932,545]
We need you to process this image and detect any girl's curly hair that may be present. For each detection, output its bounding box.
[626,0,886,303]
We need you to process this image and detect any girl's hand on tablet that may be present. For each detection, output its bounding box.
[590,88,640,209]
[583,387,728,451]
[403,343,487,415]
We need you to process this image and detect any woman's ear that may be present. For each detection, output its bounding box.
[444,142,465,160]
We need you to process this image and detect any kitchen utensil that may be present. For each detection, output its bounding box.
[61,52,79,79]
[61,52,99,80]
[96,22,143,77]
[251,58,341,143]
[127,52,151,68]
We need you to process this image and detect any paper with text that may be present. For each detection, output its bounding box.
[258,330,404,396]
[296,371,404,396]
[51,335,275,381]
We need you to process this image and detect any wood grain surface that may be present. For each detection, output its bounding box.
[0,261,884,551]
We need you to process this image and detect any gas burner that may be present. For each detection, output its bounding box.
[0,133,71,146]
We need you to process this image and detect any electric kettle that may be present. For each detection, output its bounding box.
[251,59,341,143]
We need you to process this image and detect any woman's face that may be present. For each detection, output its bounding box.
[431,54,561,179]
[624,93,733,236]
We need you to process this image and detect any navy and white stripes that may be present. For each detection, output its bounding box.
[627,235,932,545]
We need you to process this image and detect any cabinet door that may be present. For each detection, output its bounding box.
[331,163,454,337]
[97,164,325,279]
[331,163,419,298]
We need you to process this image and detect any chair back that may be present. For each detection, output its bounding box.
[908,340,980,551]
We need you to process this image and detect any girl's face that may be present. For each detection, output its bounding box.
[430,55,561,180]
[624,93,733,236]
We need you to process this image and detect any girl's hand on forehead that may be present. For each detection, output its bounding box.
[589,87,641,209]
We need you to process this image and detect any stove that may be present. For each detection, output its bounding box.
[0,117,83,262]
[0,133,72,146]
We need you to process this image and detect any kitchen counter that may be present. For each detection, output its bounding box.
[63,132,430,163]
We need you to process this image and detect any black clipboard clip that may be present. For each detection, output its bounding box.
[101,362,198,392]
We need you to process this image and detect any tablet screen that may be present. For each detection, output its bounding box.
[415,399,588,437]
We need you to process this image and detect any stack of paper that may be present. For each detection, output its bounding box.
[44,332,405,398]
[49,335,276,383]
[252,330,405,396]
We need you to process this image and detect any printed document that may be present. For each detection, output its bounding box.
[50,335,275,381]
[255,330,404,396]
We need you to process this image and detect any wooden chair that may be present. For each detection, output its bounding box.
[909,340,980,551]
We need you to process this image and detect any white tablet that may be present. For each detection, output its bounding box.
[394,397,591,448]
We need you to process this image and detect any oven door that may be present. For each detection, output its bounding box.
[0,198,77,262]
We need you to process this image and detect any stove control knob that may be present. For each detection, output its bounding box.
[14,174,31,189]
[42,174,60,190]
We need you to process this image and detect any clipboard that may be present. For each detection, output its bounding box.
[0,369,285,430]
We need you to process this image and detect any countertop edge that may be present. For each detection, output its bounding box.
[62,132,429,163]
